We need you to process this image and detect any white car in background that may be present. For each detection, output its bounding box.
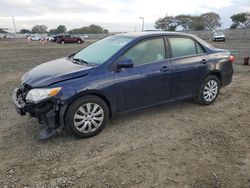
[0,33,4,39]
[5,33,15,39]
[80,34,89,40]
[47,36,55,42]
[29,35,42,41]
[212,31,226,42]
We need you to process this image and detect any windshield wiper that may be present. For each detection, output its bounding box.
[72,58,89,65]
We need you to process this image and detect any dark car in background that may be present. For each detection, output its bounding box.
[12,32,234,140]
[57,34,83,44]
[49,35,62,42]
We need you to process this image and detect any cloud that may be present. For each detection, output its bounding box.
[0,0,250,32]
[0,0,108,16]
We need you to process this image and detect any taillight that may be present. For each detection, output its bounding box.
[229,55,235,63]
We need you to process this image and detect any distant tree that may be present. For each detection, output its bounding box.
[68,28,81,34]
[155,12,221,31]
[230,12,250,28]
[191,16,205,30]
[175,15,204,30]
[20,29,30,34]
[55,25,67,34]
[155,15,178,31]
[48,25,67,35]
[88,24,104,33]
[175,15,194,30]
[103,29,109,33]
[31,25,48,34]
[200,12,221,30]
[230,23,238,29]
[68,24,108,34]
[48,29,56,34]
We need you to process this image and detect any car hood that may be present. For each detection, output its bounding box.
[22,57,94,87]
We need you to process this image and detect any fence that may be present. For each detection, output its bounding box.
[184,28,250,40]
[1,29,250,40]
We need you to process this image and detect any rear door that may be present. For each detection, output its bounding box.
[114,37,172,112]
[71,36,78,43]
[168,36,209,99]
[64,35,72,43]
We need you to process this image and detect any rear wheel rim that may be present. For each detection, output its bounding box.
[203,80,218,102]
[73,103,104,133]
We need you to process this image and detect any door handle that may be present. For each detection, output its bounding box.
[160,66,169,72]
[201,59,207,64]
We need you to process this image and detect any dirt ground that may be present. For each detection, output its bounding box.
[0,39,250,188]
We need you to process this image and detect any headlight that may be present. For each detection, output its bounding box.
[25,87,62,103]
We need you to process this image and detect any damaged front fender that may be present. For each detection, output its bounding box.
[12,87,67,140]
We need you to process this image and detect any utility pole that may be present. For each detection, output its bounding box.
[139,17,144,32]
[12,16,16,37]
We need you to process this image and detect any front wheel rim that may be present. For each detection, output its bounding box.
[203,80,218,102]
[73,103,104,133]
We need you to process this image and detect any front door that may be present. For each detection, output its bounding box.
[114,37,172,112]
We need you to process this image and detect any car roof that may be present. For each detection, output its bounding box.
[115,31,196,38]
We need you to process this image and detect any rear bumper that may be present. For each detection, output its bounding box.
[221,72,233,87]
[11,87,67,139]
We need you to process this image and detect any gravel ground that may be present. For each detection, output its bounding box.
[0,39,250,188]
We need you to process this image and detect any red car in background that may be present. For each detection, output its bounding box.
[57,35,83,44]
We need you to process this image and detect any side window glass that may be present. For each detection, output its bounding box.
[122,38,166,65]
[169,37,197,58]
[196,43,206,54]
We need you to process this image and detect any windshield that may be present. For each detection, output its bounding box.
[73,36,133,65]
[215,32,224,35]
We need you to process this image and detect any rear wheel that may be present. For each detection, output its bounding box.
[65,96,109,138]
[77,40,81,44]
[61,41,65,44]
[196,75,220,105]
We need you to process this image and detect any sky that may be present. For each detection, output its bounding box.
[0,0,250,32]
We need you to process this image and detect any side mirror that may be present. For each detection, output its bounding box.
[117,58,134,69]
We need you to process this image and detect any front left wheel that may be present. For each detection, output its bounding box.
[65,96,109,138]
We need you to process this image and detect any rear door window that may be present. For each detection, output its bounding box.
[169,37,205,58]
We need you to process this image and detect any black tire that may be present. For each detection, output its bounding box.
[65,95,109,138]
[61,40,65,44]
[77,40,82,44]
[195,75,220,105]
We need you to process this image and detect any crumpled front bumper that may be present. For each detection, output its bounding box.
[12,88,33,115]
[11,87,67,140]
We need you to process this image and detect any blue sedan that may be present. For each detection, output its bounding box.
[12,32,234,139]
